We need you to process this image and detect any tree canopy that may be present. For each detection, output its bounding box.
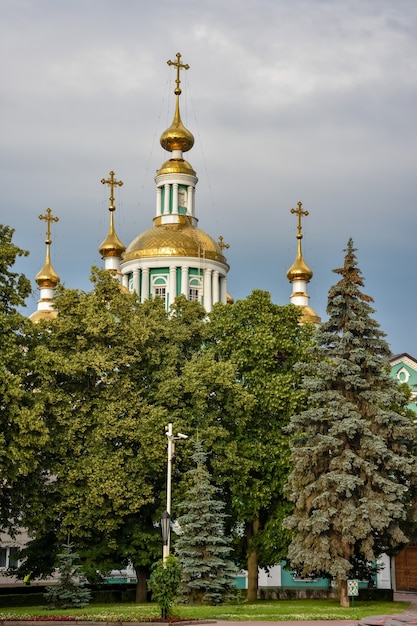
[205,290,313,600]
[284,239,417,606]
[0,225,49,530]
[18,272,253,601]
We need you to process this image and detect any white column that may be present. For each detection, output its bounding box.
[204,268,212,312]
[169,266,177,305]
[212,270,220,304]
[133,268,140,296]
[187,185,193,216]
[181,266,188,297]
[156,186,162,217]
[220,274,227,303]
[164,184,170,215]
[122,273,129,290]
[172,183,178,214]
[191,187,196,218]
[141,267,149,302]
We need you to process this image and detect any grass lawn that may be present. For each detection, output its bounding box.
[0,599,411,622]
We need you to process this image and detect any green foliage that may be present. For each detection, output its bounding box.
[148,555,182,617]
[204,290,313,595]
[44,543,91,609]
[175,440,237,604]
[284,239,417,604]
[17,275,214,600]
[0,224,50,531]
[12,532,59,581]
[0,224,31,313]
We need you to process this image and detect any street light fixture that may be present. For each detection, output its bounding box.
[160,510,171,548]
[163,423,188,561]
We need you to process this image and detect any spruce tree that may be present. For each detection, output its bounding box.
[44,542,92,609]
[284,239,417,607]
[175,441,237,605]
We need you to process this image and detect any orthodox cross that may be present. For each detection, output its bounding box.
[38,208,59,244]
[167,52,190,95]
[218,235,230,252]
[101,171,123,210]
[290,201,309,239]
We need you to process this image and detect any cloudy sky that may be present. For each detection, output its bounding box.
[2,0,417,356]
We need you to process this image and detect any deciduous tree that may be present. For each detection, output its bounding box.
[21,274,246,602]
[206,290,313,600]
[0,224,48,530]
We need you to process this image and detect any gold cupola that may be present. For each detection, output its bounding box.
[123,215,228,266]
[287,202,320,325]
[30,208,59,322]
[157,53,196,177]
[287,202,313,282]
[120,53,230,313]
[35,208,59,289]
[99,171,126,262]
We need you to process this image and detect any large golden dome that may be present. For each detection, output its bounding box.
[123,216,228,266]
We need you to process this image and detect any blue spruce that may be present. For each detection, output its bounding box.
[175,440,237,604]
[284,239,417,607]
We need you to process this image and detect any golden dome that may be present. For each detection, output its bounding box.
[123,216,228,266]
[286,251,313,282]
[157,158,196,177]
[299,305,321,325]
[99,228,126,258]
[160,89,194,154]
[100,173,126,258]
[29,309,58,323]
[35,257,59,288]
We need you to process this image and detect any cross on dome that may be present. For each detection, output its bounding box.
[167,52,190,96]
[218,236,230,252]
[39,208,59,244]
[290,201,309,240]
[101,171,124,210]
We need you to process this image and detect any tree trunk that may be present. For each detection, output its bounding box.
[135,565,149,603]
[339,579,350,608]
[246,517,260,601]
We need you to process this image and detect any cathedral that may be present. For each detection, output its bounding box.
[29,52,319,327]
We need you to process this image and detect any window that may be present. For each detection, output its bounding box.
[0,547,20,569]
[189,288,200,302]
[154,287,166,304]
[9,547,19,569]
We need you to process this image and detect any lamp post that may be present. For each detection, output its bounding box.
[160,510,171,552]
[162,423,188,561]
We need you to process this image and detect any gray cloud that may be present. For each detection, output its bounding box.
[2,0,417,356]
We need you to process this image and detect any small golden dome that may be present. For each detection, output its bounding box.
[35,258,59,288]
[123,216,228,267]
[99,230,126,258]
[160,98,194,154]
[299,305,321,325]
[286,252,313,282]
[29,309,58,323]
[226,293,234,304]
